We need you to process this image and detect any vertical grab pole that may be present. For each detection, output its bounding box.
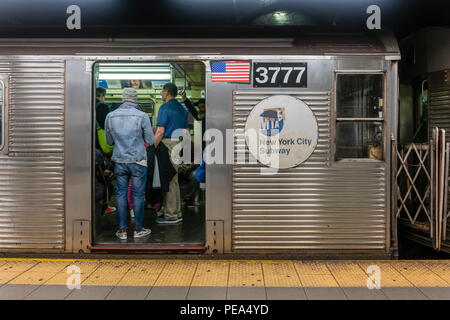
[430,136,434,245]
[437,129,445,250]
[432,127,438,250]
[443,142,450,241]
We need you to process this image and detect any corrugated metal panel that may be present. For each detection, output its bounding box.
[232,90,386,251]
[0,59,65,250]
[429,70,450,141]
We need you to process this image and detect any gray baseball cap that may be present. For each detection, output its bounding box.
[122,87,138,103]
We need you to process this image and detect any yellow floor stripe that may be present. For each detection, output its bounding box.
[1,259,450,288]
[191,262,229,287]
[262,262,301,287]
[423,262,450,284]
[154,262,197,287]
[228,262,264,287]
[0,272,26,284]
[26,262,70,273]
[293,262,339,287]
[82,262,134,286]
[392,262,449,287]
[299,274,340,287]
[7,262,69,285]
[10,272,61,285]
[0,261,39,273]
[44,261,101,285]
[327,262,368,287]
[358,262,413,287]
[117,262,166,287]
[294,261,332,275]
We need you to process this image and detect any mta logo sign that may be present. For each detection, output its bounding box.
[259,107,285,136]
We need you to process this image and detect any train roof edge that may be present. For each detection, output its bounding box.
[0,26,399,56]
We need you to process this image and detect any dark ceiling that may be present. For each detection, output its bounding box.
[0,0,448,40]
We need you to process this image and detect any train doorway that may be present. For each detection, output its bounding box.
[91,61,206,250]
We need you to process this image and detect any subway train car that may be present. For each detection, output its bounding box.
[0,30,400,258]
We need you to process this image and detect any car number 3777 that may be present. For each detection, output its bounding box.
[253,62,307,88]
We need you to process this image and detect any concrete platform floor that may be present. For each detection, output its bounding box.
[0,258,449,300]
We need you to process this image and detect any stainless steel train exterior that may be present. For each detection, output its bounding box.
[0,31,401,257]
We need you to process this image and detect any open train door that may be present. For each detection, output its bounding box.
[90,61,207,252]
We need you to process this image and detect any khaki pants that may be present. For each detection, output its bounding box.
[162,138,181,220]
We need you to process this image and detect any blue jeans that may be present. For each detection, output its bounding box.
[114,162,147,232]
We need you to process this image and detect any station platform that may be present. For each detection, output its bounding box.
[0,258,449,300]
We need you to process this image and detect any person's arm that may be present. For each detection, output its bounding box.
[154,126,165,148]
[181,92,200,120]
[195,157,206,183]
[142,114,155,145]
[155,104,168,148]
[104,116,114,146]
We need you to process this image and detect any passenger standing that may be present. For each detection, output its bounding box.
[105,88,155,240]
[95,87,115,214]
[181,93,206,148]
[95,87,110,152]
[181,93,206,206]
[96,87,108,120]
[153,83,188,224]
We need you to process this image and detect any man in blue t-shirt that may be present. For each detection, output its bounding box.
[153,83,188,224]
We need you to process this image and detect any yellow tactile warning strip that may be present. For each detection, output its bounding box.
[154,262,197,286]
[44,261,100,285]
[229,261,265,287]
[1,258,450,288]
[117,262,166,287]
[424,261,450,284]
[262,262,301,287]
[191,262,229,287]
[358,262,414,287]
[83,261,134,286]
[327,262,370,287]
[293,261,339,287]
[0,261,39,285]
[391,262,450,287]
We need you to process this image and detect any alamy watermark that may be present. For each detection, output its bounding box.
[66,5,381,31]
[66,264,81,290]
[66,5,81,30]
[169,126,282,174]
[366,265,381,289]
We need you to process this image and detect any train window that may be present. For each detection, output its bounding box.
[0,81,3,149]
[336,74,384,160]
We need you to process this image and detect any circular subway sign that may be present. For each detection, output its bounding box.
[244,95,318,169]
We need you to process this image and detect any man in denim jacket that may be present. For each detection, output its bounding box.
[105,88,155,240]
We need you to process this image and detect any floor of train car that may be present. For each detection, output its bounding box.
[93,176,205,248]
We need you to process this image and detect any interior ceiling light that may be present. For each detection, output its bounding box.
[98,63,171,67]
[98,67,172,73]
[98,73,172,80]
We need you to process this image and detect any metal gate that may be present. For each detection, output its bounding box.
[394,127,450,251]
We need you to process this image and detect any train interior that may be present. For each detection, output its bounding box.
[92,61,206,249]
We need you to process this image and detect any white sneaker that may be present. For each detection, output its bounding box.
[115,230,127,240]
[134,228,151,238]
[155,217,183,224]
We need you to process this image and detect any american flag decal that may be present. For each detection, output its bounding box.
[211,61,251,83]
